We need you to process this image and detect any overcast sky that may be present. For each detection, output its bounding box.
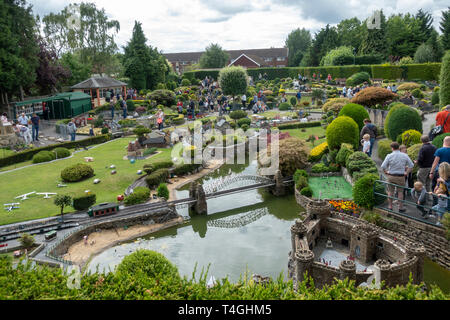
[28,0,449,53]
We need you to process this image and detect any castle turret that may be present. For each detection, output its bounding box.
[350,224,378,263]
[339,260,356,282]
[290,219,307,259]
[405,242,426,284]
[306,201,331,221]
[295,249,314,285]
[374,259,391,285]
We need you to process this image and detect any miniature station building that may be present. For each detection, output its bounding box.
[71,76,127,108]
[289,193,426,289]
[10,92,92,120]
[141,131,170,148]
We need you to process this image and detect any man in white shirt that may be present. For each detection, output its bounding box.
[241,94,247,109]
[18,113,29,127]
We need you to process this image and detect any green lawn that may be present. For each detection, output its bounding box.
[308,176,353,199]
[280,127,326,145]
[0,137,173,226]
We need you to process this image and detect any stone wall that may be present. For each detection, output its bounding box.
[366,107,389,128]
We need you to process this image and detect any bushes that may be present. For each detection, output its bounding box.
[321,46,354,66]
[311,163,340,173]
[326,116,359,150]
[279,102,291,111]
[172,163,202,176]
[295,176,309,191]
[157,183,169,200]
[322,98,350,113]
[147,89,176,106]
[432,91,440,106]
[397,82,420,91]
[293,169,308,184]
[336,144,354,166]
[60,163,94,182]
[72,193,96,211]
[353,173,385,209]
[300,186,313,197]
[440,51,450,107]
[346,151,378,178]
[229,110,247,121]
[346,72,371,87]
[351,87,398,107]
[277,121,321,130]
[401,130,421,147]
[289,96,297,106]
[377,140,393,160]
[338,103,370,131]
[181,78,191,86]
[384,105,422,141]
[124,187,150,206]
[143,161,173,175]
[32,151,56,164]
[53,147,71,158]
[432,133,450,149]
[145,168,169,188]
[411,88,424,99]
[126,100,135,112]
[308,142,328,162]
[0,134,111,168]
[237,118,251,127]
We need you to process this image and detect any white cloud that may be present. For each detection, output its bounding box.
[28,0,449,53]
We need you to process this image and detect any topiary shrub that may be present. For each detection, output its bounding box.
[432,133,450,149]
[336,144,354,167]
[326,116,359,150]
[145,168,169,189]
[300,186,313,197]
[401,129,421,147]
[101,127,109,134]
[295,175,309,191]
[351,87,398,107]
[308,142,328,162]
[397,82,421,91]
[61,163,94,182]
[147,89,176,106]
[279,102,291,111]
[346,72,371,87]
[384,104,422,141]
[157,183,169,200]
[229,110,247,121]
[181,78,191,86]
[431,91,440,106]
[377,139,393,160]
[293,169,308,184]
[353,173,385,209]
[259,137,308,176]
[143,161,174,175]
[346,151,378,177]
[126,99,135,112]
[116,249,180,281]
[124,186,150,206]
[411,88,424,99]
[72,193,96,211]
[322,98,350,113]
[440,51,450,107]
[237,118,251,127]
[289,96,297,106]
[32,150,56,164]
[53,147,71,158]
[338,103,370,131]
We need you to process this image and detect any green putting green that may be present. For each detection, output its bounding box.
[308,176,353,200]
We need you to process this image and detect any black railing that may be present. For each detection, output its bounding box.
[373,179,448,228]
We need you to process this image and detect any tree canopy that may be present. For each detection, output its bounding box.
[199,43,230,69]
[285,28,312,67]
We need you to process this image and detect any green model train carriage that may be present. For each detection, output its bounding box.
[87,202,120,217]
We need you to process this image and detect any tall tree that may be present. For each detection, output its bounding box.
[440,7,450,51]
[35,38,71,95]
[123,21,168,90]
[336,18,363,53]
[308,25,340,66]
[285,28,312,67]
[199,43,230,69]
[415,9,434,42]
[385,13,423,58]
[360,10,388,58]
[42,3,120,74]
[0,0,39,103]
[60,51,92,86]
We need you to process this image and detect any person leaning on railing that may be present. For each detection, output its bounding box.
[381,141,414,212]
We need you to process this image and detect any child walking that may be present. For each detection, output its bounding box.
[362,134,371,156]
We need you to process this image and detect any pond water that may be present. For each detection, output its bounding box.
[87,160,450,292]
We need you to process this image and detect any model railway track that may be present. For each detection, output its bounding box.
[0,179,294,241]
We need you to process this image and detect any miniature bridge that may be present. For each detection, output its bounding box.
[203,174,275,195]
[207,207,268,229]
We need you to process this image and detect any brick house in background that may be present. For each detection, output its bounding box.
[163,47,288,74]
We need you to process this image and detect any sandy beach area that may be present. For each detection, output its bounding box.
[63,217,183,266]
[63,159,224,266]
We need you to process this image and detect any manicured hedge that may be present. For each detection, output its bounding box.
[124,187,150,206]
[326,116,359,150]
[53,147,71,158]
[384,105,422,141]
[432,133,450,149]
[0,134,111,168]
[145,168,169,188]
[60,163,94,182]
[184,63,441,81]
[32,151,56,164]
[338,103,369,131]
[143,161,174,175]
[278,121,321,130]
[72,193,96,211]
[172,163,202,176]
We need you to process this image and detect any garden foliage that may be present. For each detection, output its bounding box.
[377,140,393,161]
[338,103,370,131]
[157,183,169,200]
[60,163,94,182]
[384,105,422,141]
[440,51,450,107]
[143,161,173,175]
[72,193,96,211]
[326,116,359,150]
[353,173,385,209]
[346,72,371,87]
[308,142,328,162]
[124,187,150,206]
[32,150,56,164]
[145,168,169,189]
[351,87,397,107]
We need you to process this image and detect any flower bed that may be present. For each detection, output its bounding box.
[329,200,360,217]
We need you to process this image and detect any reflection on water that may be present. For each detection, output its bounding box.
[86,160,450,292]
